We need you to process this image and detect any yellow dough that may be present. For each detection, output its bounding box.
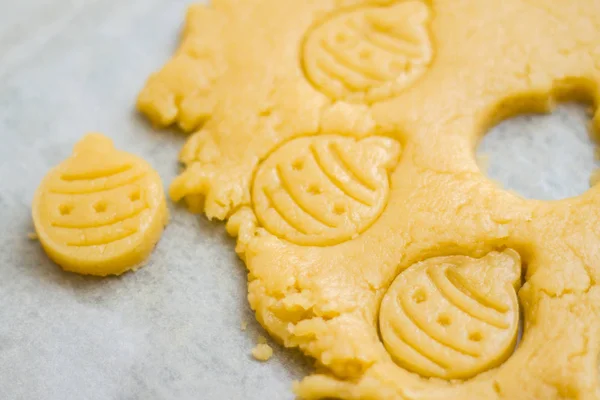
[252,336,274,361]
[302,1,433,103]
[253,135,400,246]
[379,250,521,380]
[33,134,168,276]
[140,0,600,399]
[252,343,274,361]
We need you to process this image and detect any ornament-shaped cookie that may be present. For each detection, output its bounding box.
[32,134,168,276]
[252,135,400,246]
[379,250,522,379]
[303,1,433,103]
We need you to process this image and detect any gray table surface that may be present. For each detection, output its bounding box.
[0,1,598,399]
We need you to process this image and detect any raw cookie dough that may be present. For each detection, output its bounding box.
[379,250,521,380]
[32,134,168,276]
[252,343,274,361]
[252,336,274,361]
[140,1,600,399]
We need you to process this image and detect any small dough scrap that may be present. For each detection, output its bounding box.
[252,343,274,362]
[32,134,168,276]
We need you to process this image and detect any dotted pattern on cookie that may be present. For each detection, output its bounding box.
[33,134,168,276]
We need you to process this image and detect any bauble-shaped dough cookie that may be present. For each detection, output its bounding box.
[379,250,522,379]
[252,135,400,246]
[302,1,433,103]
[32,134,168,276]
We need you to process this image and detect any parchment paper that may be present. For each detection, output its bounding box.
[0,1,598,399]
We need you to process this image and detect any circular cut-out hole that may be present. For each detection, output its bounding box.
[437,314,452,327]
[307,185,322,195]
[94,201,107,213]
[59,204,73,216]
[412,288,427,304]
[469,331,483,342]
[333,203,346,215]
[292,159,304,171]
[129,190,141,202]
[478,103,599,200]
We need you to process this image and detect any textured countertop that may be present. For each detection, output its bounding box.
[0,1,597,399]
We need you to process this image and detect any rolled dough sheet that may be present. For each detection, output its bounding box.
[0,1,596,399]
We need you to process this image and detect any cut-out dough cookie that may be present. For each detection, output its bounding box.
[141,0,600,399]
[302,1,433,103]
[380,250,521,380]
[32,134,168,276]
[253,135,400,246]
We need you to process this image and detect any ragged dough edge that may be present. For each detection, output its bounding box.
[170,100,376,220]
[226,207,389,379]
[137,4,228,132]
[170,151,251,219]
[158,0,382,221]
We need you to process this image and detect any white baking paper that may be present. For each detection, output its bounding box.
[0,1,597,399]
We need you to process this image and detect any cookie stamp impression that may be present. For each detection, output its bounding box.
[380,250,521,380]
[253,135,400,246]
[302,1,433,103]
[33,134,168,276]
[140,0,600,399]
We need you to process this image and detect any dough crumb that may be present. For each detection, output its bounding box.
[28,232,39,241]
[241,321,248,331]
[252,343,273,362]
[258,335,267,344]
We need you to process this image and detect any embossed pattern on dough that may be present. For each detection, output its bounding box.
[302,1,433,103]
[139,0,600,399]
[253,135,400,246]
[33,134,168,276]
[380,250,521,379]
